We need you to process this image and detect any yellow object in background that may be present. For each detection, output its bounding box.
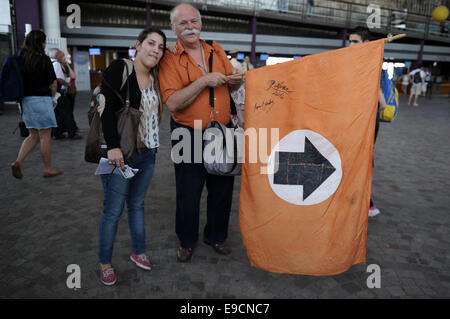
[432,6,449,22]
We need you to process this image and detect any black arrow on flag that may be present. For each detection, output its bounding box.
[273,137,336,200]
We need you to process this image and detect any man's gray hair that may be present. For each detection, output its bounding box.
[170,3,202,25]
[48,47,60,59]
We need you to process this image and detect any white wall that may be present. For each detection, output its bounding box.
[0,0,11,33]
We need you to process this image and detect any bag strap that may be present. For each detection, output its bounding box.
[205,40,215,123]
[229,91,237,116]
[121,59,133,107]
[205,40,237,118]
[101,59,132,108]
[121,59,133,89]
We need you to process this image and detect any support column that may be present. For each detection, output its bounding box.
[146,1,152,27]
[105,49,109,67]
[41,0,68,55]
[41,0,60,39]
[14,0,41,49]
[341,28,347,47]
[412,39,425,70]
[250,15,256,65]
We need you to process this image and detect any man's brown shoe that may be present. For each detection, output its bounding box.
[204,240,231,255]
[11,161,22,179]
[177,247,193,262]
[43,170,63,178]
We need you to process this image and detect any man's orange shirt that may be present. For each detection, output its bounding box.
[158,39,233,129]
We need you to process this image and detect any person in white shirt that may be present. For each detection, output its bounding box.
[408,66,425,106]
[400,71,409,95]
[422,67,430,96]
[229,49,243,73]
[242,55,254,71]
[48,48,81,139]
[50,49,72,92]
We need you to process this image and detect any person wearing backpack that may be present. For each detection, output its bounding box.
[408,66,425,106]
[10,30,62,179]
[422,67,431,97]
[97,27,166,286]
[348,27,387,218]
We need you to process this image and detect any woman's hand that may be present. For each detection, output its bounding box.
[107,148,125,171]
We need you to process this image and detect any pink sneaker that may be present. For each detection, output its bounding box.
[99,266,116,286]
[130,253,152,271]
[369,206,381,217]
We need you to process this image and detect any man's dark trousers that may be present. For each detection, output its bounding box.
[54,93,77,138]
[171,118,234,249]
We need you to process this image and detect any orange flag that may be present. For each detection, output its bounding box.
[239,39,385,276]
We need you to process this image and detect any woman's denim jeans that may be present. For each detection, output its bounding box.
[98,148,156,264]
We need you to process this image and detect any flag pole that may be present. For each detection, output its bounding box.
[230,34,407,78]
[229,71,246,78]
[385,33,406,43]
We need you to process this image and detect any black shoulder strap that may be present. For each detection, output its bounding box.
[206,40,214,108]
[205,40,237,116]
[101,76,125,107]
[100,59,131,108]
[122,59,131,107]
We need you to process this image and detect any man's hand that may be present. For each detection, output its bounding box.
[203,72,228,88]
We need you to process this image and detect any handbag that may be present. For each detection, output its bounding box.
[85,59,142,164]
[204,120,243,176]
[203,43,243,176]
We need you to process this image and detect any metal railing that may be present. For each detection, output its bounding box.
[163,0,449,40]
[78,1,449,41]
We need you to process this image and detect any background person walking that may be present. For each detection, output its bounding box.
[11,30,62,179]
[408,66,425,106]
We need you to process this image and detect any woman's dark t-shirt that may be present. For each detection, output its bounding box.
[20,54,56,97]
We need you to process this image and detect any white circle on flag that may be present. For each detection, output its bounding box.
[267,130,342,206]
